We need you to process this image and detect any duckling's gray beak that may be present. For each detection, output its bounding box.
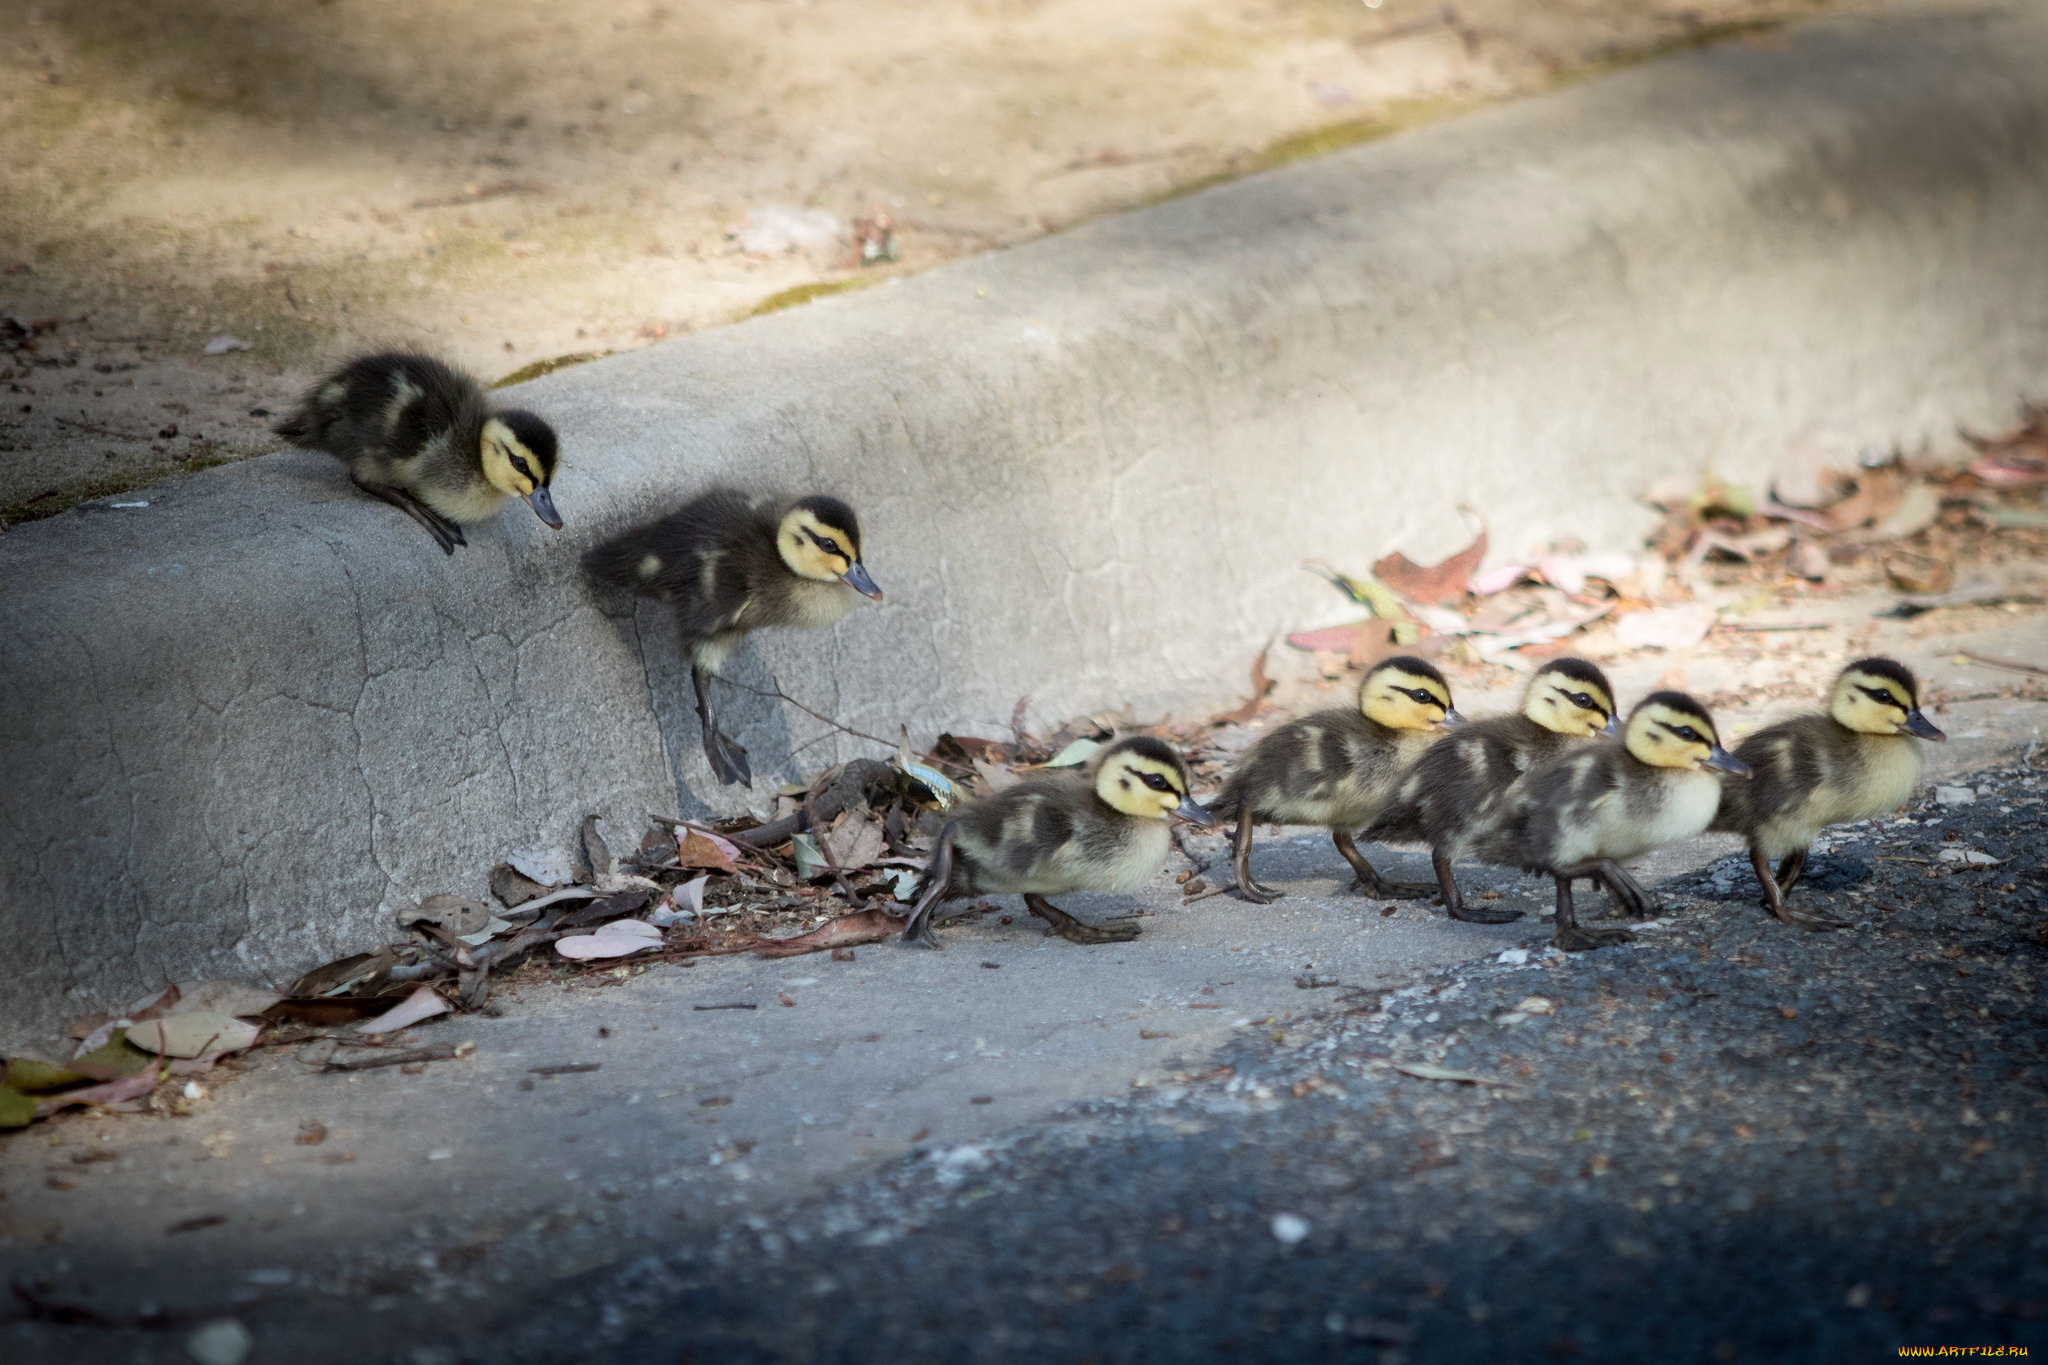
[1438,708,1466,730]
[1902,709,1947,741]
[1173,796,1217,828]
[841,561,884,601]
[523,487,563,530]
[1703,744,1752,778]
[1598,712,1621,739]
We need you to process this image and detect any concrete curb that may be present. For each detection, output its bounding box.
[5,0,2046,1050]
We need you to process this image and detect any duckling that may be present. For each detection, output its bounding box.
[1211,655,1462,905]
[1365,657,1618,925]
[1478,691,1751,952]
[274,351,562,555]
[582,489,883,786]
[1710,656,1944,930]
[900,735,1215,948]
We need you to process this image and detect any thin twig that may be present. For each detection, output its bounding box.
[318,1042,462,1073]
[54,415,148,441]
[719,678,897,749]
[1960,650,2048,678]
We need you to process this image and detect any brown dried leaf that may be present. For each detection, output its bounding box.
[676,830,739,874]
[1210,646,1275,727]
[821,808,887,873]
[1372,524,1487,606]
[1884,550,1954,595]
[286,949,398,1000]
[1823,467,1906,532]
[751,908,904,958]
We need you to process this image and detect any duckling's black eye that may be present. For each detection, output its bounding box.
[1403,687,1440,707]
[1668,725,1704,744]
[1860,686,1900,709]
[510,456,533,480]
[807,530,844,558]
[1140,772,1173,793]
[1569,692,1596,710]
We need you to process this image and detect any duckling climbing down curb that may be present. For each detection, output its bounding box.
[583,490,882,787]
[274,351,563,555]
[1211,655,1461,905]
[899,735,1215,948]
[1481,690,1751,953]
[1711,656,1944,930]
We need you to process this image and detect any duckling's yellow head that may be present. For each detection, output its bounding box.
[1830,657,1946,740]
[1358,656,1462,732]
[479,410,563,529]
[1091,736,1215,826]
[777,497,884,600]
[1623,691,1751,775]
[1523,657,1619,738]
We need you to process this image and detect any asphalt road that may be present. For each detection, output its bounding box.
[473,758,2048,1365]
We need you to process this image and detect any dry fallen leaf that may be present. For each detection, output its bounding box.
[752,908,905,958]
[1613,604,1716,652]
[1372,521,1487,606]
[676,830,740,874]
[555,920,664,961]
[351,985,453,1034]
[125,1013,263,1060]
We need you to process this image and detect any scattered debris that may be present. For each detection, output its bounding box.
[200,335,250,356]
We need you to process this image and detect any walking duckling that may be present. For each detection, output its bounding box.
[1710,657,1944,930]
[274,351,562,554]
[1478,691,1750,952]
[1211,655,1462,905]
[582,489,883,786]
[1366,657,1618,925]
[899,735,1214,948]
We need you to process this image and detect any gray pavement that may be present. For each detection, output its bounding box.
[11,0,2048,1045]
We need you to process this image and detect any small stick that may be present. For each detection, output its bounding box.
[318,1042,461,1073]
[528,1063,602,1075]
[718,678,898,750]
[1960,650,2048,678]
[693,1002,758,1011]
[54,415,148,441]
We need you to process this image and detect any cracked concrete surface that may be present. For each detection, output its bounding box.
[7,1,2048,1048]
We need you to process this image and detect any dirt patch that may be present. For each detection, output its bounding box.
[0,0,1851,526]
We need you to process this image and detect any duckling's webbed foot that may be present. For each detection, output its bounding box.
[1436,848,1523,924]
[1591,860,1659,919]
[898,830,958,949]
[1333,829,1434,901]
[690,666,753,787]
[1549,867,1636,953]
[1024,894,1140,945]
[1750,847,1846,931]
[357,479,466,555]
[1774,849,1809,899]
[1229,809,1284,904]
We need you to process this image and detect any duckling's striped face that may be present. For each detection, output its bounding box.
[1357,657,1461,732]
[1623,692,1750,775]
[479,411,563,529]
[1523,659,1618,738]
[1831,658,1945,740]
[1092,737,1214,825]
[777,498,884,600]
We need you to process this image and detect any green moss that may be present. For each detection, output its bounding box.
[493,351,611,389]
[0,450,235,529]
[738,276,877,322]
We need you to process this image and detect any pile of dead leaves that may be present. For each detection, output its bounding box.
[3,706,1234,1134]
[1282,413,2048,675]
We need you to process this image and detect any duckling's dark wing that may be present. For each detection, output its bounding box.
[1367,714,1548,845]
[582,489,767,617]
[1709,714,1836,835]
[945,775,1090,890]
[1479,744,1625,873]
[275,352,485,468]
[1210,709,1380,821]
